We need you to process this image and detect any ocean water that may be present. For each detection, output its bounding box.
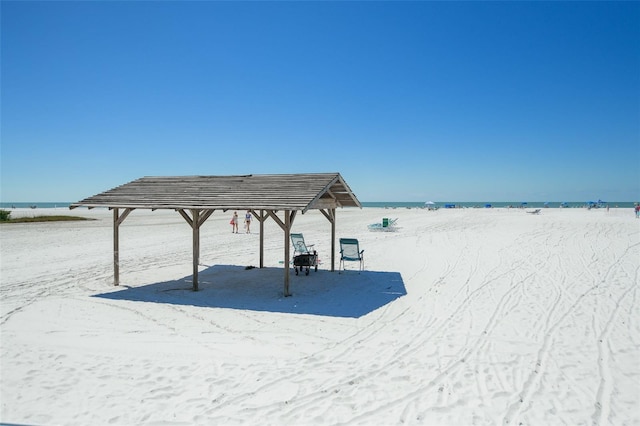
[361,201,637,209]
[1,201,636,209]
[0,202,71,209]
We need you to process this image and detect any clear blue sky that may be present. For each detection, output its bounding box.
[2,1,639,202]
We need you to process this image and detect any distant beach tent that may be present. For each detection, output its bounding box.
[425,201,436,206]
[586,200,606,209]
[485,204,492,208]
[70,173,361,296]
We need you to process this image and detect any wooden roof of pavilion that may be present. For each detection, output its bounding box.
[70,173,361,212]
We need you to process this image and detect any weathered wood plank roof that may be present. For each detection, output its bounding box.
[70,173,361,212]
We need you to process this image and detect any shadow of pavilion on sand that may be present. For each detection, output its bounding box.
[93,265,407,319]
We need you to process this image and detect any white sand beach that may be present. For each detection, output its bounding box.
[1,206,638,425]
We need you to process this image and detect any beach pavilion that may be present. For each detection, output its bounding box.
[70,173,361,296]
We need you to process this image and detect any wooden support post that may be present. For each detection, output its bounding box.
[330,208,336,272]
[266,209,297,296]
[112,207,133,286]
[284,209,291,297]
[259,209,265,268]
[250,209,267,269]
[113,208,119,286]
[192,209,200,291]
[178,209,214,291]
[319,208,337,272]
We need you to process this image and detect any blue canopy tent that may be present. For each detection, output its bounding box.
[587,200,606,209]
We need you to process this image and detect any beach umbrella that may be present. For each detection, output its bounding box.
[425,201,435,205]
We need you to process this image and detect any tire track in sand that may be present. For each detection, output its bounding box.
[502,239,640,425]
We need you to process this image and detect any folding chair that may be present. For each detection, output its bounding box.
[339,238,364,272]
[290,233,318,275]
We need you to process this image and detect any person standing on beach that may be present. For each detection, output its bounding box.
[635,204,640,218]
[231,211,239,233]
[245,210,252,233]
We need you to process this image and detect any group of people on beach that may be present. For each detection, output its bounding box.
[230,210,252,233]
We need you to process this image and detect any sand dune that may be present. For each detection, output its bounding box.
[1,207,638,425]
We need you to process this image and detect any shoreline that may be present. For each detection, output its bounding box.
[3,204,637,217]
[2,200,638,210]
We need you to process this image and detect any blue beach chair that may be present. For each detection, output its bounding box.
[367,217,398,232]
[339,238,364,273]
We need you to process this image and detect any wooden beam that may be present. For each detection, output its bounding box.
[178,209,193,227]
[267,209,297,231]
[198,209,215,227]
[310,197,339,210]
[266,210,285,230]
[318,208,332,222]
